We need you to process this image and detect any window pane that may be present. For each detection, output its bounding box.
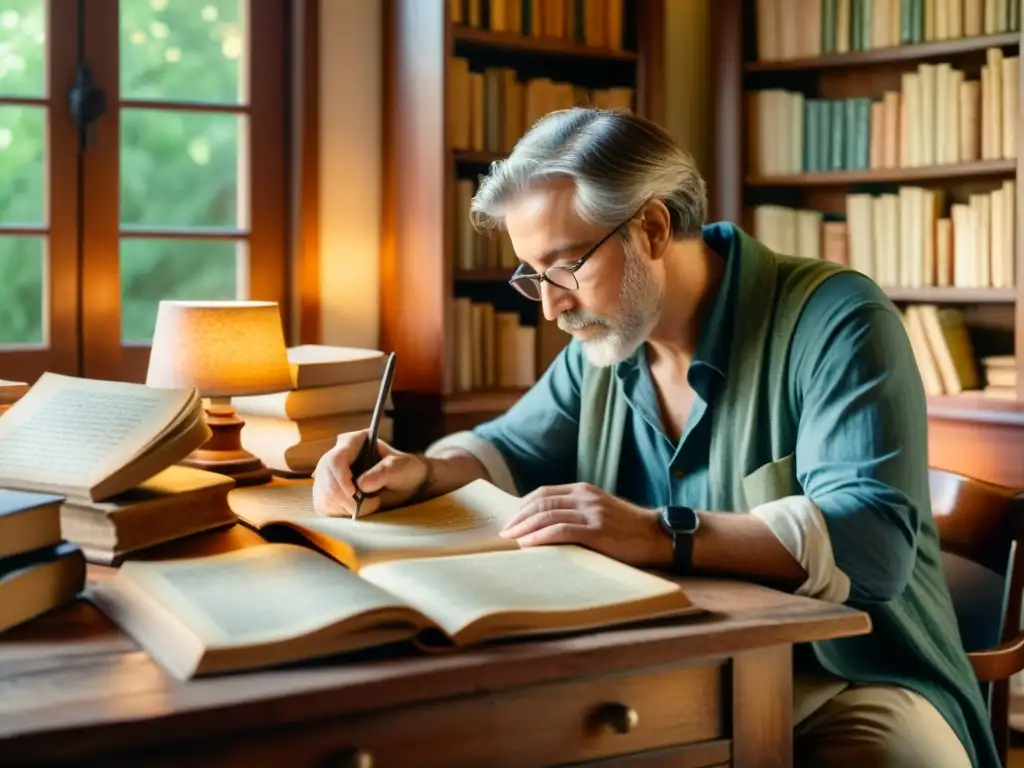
[120,238,244,342]
[0,105,45,225]
[121,109,242,228]
[0,236,44,346]
[0,0,45,98]
[120,0,244,104]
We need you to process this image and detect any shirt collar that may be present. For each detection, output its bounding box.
[613,221,739,382]
[691,221,740,380]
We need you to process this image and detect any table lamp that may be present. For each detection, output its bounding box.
[146,300,293,486]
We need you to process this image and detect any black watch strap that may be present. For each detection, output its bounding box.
[659,505,700,574]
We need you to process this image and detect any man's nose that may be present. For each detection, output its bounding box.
[540,281,575,322]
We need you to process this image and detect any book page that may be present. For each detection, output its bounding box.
[117,544,417,648]
[360,545,699,644]
[0,373,194,495]
[228,479,522,569]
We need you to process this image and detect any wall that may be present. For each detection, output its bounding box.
[663,0,711,178]
[318,0,383,349]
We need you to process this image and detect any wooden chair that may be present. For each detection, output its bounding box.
[930,467,1024,766]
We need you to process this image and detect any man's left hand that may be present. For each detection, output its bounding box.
[499,482,673,567]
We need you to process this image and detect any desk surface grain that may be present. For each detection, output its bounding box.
[0,525,871,762]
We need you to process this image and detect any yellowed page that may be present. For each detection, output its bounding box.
[359,545,701,645]
[228,479,521,569]
[0,373,197,501]
[109,544,418,647]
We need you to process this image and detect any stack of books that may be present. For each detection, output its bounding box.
[980,355,1016,400]
[0,379,28,416]
[0,489,85,633]
[233,345,391,477]
[0,372,238,564]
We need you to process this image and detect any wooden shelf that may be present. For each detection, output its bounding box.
[927,393,1024,426]
[744,31,1020,73]
[442,388,528,414]
[454,268,512,282]
[884,287,1017,303]
[452,25,639,62]
[747,159,1017,187]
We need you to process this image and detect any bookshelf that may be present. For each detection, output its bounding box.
[381,0,665,450]
[709,0,1024,489]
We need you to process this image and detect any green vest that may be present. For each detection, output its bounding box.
[576,230,998,767]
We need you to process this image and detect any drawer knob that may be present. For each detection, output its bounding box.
[593,702,639,734]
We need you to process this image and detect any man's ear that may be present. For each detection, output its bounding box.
[641,199,673,261]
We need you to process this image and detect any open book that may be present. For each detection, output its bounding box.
[225,478,526,570]
[0,373,211,502]
[88,540,700,681]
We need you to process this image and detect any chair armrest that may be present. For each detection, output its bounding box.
[968,633,1024,682]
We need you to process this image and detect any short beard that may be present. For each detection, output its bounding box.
[557,237,662,367]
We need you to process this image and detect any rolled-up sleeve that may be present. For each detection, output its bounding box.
[758,274,929,605]
[426,339,584,496]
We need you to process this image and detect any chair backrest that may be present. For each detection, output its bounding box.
[929,466,1024,766]
[930,467,1024,654]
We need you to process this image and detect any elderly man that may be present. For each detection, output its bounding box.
[313,108,997,768]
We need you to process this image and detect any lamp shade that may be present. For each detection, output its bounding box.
[146,300,293,398]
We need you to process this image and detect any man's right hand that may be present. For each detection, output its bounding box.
[312,430,429,518]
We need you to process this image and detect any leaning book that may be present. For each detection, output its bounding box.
[87,480,703,680]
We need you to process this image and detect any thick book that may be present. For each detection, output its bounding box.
[1,541,86,633]
[0,488,64,560]
[61,465,238,564]
[0,373,211,503]
[88,480,702,680]
[284,345,388,389]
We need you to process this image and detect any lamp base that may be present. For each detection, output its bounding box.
[183,400,272,487]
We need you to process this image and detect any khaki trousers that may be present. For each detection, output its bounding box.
[792,664,974,768]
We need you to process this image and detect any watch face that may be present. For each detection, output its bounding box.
[664,505,699,534]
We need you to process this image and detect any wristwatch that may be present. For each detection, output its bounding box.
[658,505,700,573]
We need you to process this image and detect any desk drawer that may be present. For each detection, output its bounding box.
[122,661,726,767]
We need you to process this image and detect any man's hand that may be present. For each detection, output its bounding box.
[498,482,673,567]
[312,430,429,518]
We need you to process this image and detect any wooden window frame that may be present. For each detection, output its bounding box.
[1,0,321,386]
[0,1,82,383]
[80,0,290,383]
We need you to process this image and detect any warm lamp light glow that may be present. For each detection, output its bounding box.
[145,300,292,486]
[146,300,292,397]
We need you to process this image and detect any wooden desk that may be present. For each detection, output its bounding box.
[0,526,870,768]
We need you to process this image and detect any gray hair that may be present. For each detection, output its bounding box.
[470,108,707,239]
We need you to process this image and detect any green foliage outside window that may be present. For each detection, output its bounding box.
[0,0,246,347]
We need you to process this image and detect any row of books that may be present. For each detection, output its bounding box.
[451,0,626,50]
[233,346,392,477]
[900,303,1005,398]
[454,178,518,272]
[755,0,1018,62]
[448,59,634,156]
[450,297,539,393]
[753,180,1016,289]
[749,48,1019,176]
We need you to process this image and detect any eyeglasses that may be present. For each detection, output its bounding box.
[507,211,640,302]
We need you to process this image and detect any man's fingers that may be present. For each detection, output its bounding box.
[501,493,578,533]
[500,508,587,539]
[517,522,593,548]
[356,454,402,494]
[313,473,354,517]
[521,483,585,504]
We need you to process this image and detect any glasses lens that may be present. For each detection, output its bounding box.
[546,266,579,291]
[510,277,541,301]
